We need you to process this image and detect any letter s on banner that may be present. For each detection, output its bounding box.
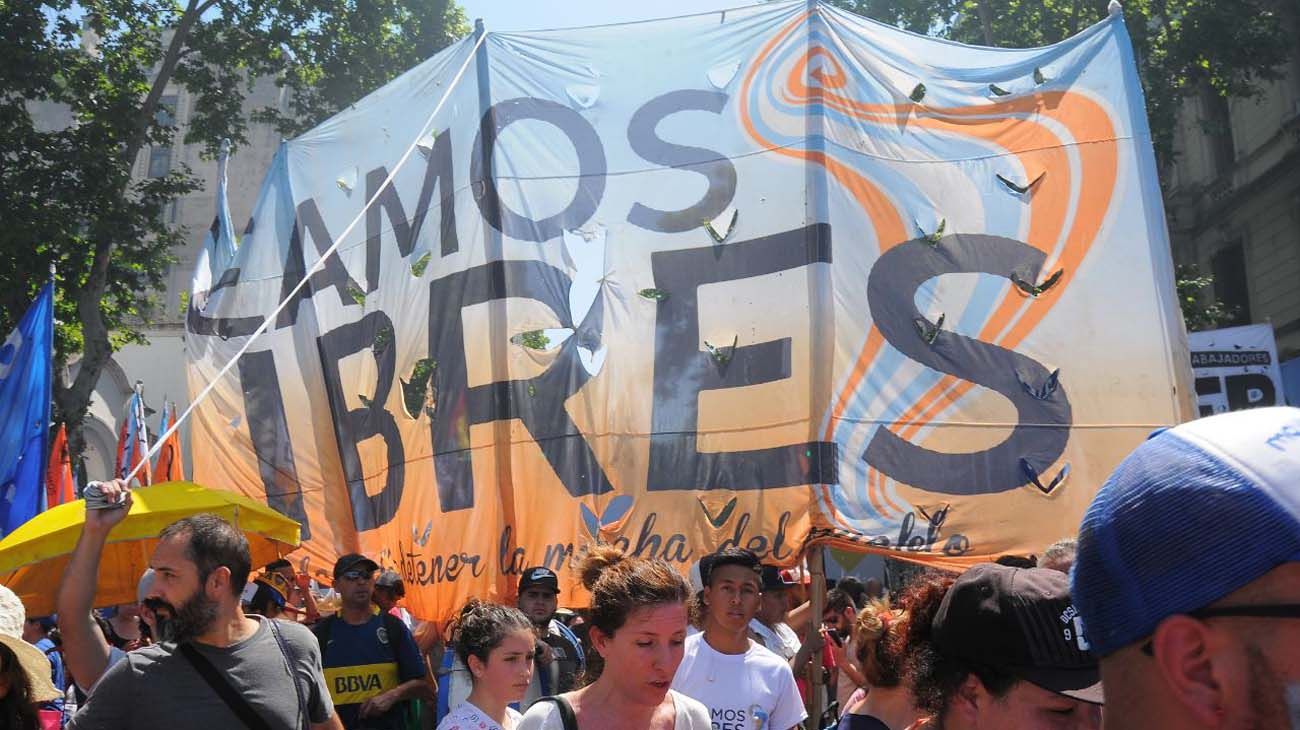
[863,234,1071,495]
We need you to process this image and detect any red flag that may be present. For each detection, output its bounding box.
[45,424,75,508]
[154,402,185,482]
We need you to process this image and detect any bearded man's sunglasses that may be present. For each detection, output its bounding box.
[1140,604,1300,656]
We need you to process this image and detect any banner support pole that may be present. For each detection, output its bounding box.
[809,543,827,726]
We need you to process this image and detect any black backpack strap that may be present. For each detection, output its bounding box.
[311,615,335,658]
[535,696,578,730]
[178,642,276,730]
[267,619,309,730]
[381,611,416,667]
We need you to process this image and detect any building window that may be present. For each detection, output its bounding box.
[1211,242,1251,326]
[1200,86,1235,180]
[147,94,179,178]
[147,145,172,178]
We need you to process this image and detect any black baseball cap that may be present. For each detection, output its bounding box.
[932,563,1102,704]
[333,553,379,580]
[760,565,797,592]
[519,566,560,594]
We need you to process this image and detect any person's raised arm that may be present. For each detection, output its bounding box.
[57,479,133,691]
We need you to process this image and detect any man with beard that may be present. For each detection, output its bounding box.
[314,554,429,730]
[58,480,342,730]
[1072,406,1300,729]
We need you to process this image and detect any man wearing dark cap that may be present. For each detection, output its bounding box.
[372,570,411,627]
[908,563,1101,729]
[313,554,429,730]
[1072,406,1300,729]
[751,565,801,661]
[516,566,585,699]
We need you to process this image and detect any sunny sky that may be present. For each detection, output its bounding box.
[458,0,770,32]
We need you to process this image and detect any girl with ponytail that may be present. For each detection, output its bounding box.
[438,599,535,730]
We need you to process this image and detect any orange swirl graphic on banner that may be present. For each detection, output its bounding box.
[740,11,1119,521]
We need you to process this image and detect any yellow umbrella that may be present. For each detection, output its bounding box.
[0,481,300,616]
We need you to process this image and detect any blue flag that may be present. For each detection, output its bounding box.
[0,283,54,535]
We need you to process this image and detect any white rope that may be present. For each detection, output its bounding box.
[127,29,489,483]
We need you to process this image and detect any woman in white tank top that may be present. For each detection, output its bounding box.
[517,546,709,730]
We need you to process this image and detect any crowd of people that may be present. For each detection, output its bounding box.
[0,406,1296,730]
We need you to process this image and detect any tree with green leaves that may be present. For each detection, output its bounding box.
[829,0,1293,174]
[0,0,468,465]
[1175,264,1238,332]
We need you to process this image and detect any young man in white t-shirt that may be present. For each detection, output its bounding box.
[672,548,807,730]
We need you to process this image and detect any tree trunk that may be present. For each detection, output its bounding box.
[59,0,208,470]
[977,0,996,45]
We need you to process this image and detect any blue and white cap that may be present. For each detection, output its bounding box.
[1072,406,1300,657]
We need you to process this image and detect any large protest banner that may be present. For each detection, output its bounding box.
[185,1,1194,620]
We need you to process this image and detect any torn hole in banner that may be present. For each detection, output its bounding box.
[1011,268,1064,297]
[410,252,432,278]
[914,216,945,245]
[336,166,358,195]
[703,206,738,247]
[416,131,438,158]
[996,169,1047,197]
[914,312,945,345]
[400,357,437,420]
[708,60,741,89]
[1017,367,1061,400]
[1021,458,1070,495]
[703,335,738,375]
[566,83,600,109]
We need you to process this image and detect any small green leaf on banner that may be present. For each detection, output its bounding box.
[638,288,670,301]
[910,82,926,102]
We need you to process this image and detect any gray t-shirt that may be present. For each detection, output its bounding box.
[68,616,332,729]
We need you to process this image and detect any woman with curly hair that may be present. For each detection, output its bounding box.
[838,596,926,730]
[898,564,1101,730]
[438,600,535,730]
[517,545,710,729]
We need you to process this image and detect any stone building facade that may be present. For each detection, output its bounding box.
[1163,50,1300,392]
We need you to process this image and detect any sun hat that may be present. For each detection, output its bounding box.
[0,585,63,702]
